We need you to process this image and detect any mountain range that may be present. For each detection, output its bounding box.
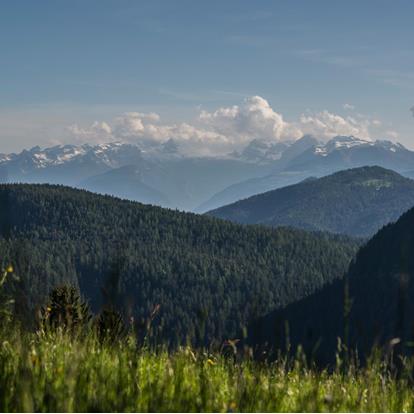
[1,135,414,212]
[208,166,414,237]
[0,141,271,211]
[197,135,414,212]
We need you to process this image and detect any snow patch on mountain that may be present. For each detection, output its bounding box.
[312,136,407,157]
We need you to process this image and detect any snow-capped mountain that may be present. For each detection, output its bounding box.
[231,139,292,164]
[1,135,413,212]
[197,135,414,212]
[313,135,373,156]
[0,142,147,170]
[0,139,186,174]
[0,140,271,210]
[286,135,414,174]
[312,135,405,157]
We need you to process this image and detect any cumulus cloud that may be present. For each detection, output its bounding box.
[299,111,372,140]
[199,96,302,142]
[68,112,229,156]
[113,112,160,141]
[66,121,112,144]
[66,96,387,155]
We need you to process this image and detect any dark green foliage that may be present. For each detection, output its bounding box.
[0,184,359,346]
[248,201,414,363]
[95,308,126,343]
[208,166,414,237]
[40,286,91,333]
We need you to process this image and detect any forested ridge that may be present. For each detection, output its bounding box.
[208,166,414,237]
[248,201,414,363]
[0,184,359,346]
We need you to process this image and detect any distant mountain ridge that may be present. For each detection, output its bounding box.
[1,135,414,212]
[198,136,414,212]
[207,166,414,237]
[0,141,272,211]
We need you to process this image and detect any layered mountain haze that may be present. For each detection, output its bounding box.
[0,141,272,211]
[208,166,414,237]
[230,139,293,164]
[0,133,413,212]
[198,135,414,212]
[80,165,171,207]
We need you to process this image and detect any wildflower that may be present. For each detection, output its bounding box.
[47,306,52,312]
[207,358,216,366]
[6,265,13,273]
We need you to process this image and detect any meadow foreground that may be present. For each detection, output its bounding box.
[1,329,414,412]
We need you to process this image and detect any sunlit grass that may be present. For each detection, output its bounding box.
[1,329,414,412]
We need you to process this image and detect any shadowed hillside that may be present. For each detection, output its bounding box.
[248,203,414,363]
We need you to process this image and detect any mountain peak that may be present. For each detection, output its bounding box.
[236,139,291,163]
[315,135,373,156]
[310,135,409,158]
[208,165,414,237]
[160,138,179,154]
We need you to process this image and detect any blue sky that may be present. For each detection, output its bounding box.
[0,0,413,153]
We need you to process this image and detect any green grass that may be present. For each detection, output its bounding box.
[1,329,414,412]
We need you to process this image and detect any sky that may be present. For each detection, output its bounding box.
[0,0,413,154]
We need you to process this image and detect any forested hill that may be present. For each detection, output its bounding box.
[248,202,414,363]
[0,184,359,346]
[208,166,414,237]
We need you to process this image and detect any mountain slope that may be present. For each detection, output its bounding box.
[248,203,414,363]
[199,136,414,212]
[80,165,170,206]
[208,166,414,237]
[0,184,359,346]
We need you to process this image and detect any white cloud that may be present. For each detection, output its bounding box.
[199,95,302,142]
[66,121,112,144]
[68,112,230,156]
[66,96,390,155]
[299,110,372,140]
[67,96,303,155]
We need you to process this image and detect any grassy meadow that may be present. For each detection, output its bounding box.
[1,328,414,412]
